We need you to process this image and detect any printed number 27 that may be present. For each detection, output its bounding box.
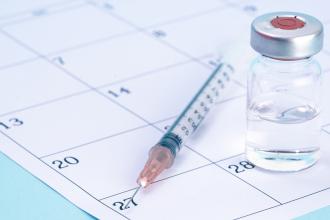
[113,197,138,211]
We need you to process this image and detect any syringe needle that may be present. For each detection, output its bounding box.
[124,185,142,209]
[134,61,235,194]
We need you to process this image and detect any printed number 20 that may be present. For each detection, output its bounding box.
[52,156,79,169]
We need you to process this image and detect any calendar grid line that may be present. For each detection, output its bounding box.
[222,0,330,30]
[0,0,229,69]
[0,89,90,118]
[213,163,284,206]
[184,144,283,205]
[0,2,87,28]
[94,54,212,89]
[1,0,329,78]
[234,187,330,220]
[3,25,215,71]
[0,23,210,72]
[84,0,235,32]
[213,152,246,163]
[219,1,253,16]
[91,3,247,91]
[284,187,330,204]
[233,204,282,220]
[0,27,185,219]
[0,28,207,145]
[0,56,40,71]
[148,33,245,90]
[130,4,228,31]
[323,128,330,135]
[0,129,130,220]
[1,1,329,219]
[39,124,151,159]
[211,0,235,8]
[38,115,178,159]
[86,4,286,206]
[322,129,330,135]
[99,152,245,201]
[0,0,84,21]
[2,13,320,215]
[45,29,141,57]
[99,163,215,201]
[0,27,223,219]
[322,123,330,128]
[0,56,210,119]
[1,2,259,218]
[99,9,206,65]
[1,22,328,218]
[37,94,244,159]
[0,0,244,79]
[0,0,243,79]
[100,187,143,201]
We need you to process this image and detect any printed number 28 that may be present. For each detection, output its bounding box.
[228,161,255,173]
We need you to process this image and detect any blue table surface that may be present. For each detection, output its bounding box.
[0,152,95,220]
[0,152,328,220]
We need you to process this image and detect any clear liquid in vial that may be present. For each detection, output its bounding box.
[246,93,321,171]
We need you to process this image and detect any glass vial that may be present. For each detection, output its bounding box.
[246,12,324,171]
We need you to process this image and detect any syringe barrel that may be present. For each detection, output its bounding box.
[158,63,235,158]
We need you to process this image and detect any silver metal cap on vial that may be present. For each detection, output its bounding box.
[251,12,323,60]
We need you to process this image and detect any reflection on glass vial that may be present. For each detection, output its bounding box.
[246,12,324,171]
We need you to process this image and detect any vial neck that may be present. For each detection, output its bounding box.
[259,55,313,72]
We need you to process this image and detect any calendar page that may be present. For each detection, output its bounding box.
[0,0,330,219]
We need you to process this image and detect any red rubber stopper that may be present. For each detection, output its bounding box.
[271,16,305,30]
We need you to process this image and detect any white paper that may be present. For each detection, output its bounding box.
[0,0,330,219]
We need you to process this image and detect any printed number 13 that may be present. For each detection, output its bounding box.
[0,118,23,130]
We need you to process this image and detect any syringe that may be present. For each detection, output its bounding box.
[127,60,235,206]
